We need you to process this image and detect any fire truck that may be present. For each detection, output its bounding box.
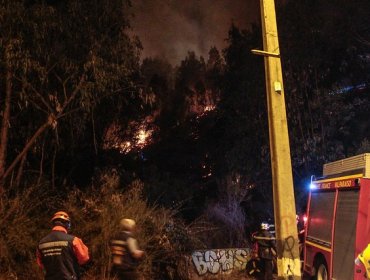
[303,153,370,279]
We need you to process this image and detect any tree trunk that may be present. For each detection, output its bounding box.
[0,75,84,187]
[52,148,57,189]
[15,153,27,188]
[0,44,13,193]
[37,137,46,185]
[0,116,54,182]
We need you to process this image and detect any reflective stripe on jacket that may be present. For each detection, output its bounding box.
[110,231,139,271]
[37,226,89,280]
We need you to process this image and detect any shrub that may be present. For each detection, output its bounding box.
[201,175,249,248]
[0,169,207,280]
[0,184,49,279]
[64,170,206,280]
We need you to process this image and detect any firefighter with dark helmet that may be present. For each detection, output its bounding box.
[252,222,276,280]
[36,211,90,280]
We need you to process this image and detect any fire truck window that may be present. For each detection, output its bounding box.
[307,191,335,244]
[332,190,359,280]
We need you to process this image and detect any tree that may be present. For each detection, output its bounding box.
[278,0,370,181]
[0,0,143,190]
[215,24,267,184]
[140,57,174,137]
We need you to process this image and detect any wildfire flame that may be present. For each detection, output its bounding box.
[103,122,154,154]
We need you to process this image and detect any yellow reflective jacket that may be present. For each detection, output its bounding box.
[358,244,370,278]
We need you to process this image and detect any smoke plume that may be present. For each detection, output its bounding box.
[130,0,259,65]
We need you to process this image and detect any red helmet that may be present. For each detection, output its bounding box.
[51,211,71,223]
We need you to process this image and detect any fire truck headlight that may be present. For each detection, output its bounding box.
[309,175,316,190]
[303,215,308,224]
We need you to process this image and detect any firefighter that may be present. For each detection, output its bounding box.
[36,211,90,280]
[252,222,276,280]
[110,218,145,280]
[355,243,370,278]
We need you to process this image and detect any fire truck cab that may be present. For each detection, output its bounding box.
[304,153,370,279]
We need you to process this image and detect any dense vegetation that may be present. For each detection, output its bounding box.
[1,0,369,279]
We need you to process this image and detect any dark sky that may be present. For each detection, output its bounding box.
[130,0,260,65]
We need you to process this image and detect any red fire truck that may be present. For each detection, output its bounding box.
[303,153,370,279]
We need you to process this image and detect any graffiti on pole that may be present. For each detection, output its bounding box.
[191,248,251,276]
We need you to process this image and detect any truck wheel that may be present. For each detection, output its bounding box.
[315,262,328,280]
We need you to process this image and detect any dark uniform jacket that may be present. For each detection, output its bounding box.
[37,226,89,280]
[110,231,139,271]
[253,229,276,260]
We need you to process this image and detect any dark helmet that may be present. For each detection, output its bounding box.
[51,211,71,230]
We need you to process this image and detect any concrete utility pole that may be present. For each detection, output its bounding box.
[252,0,302,279]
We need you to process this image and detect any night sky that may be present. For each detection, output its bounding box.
[130,0,260,64]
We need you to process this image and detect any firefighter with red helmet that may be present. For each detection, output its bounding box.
[36,211,90,280]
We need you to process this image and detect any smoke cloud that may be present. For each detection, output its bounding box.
[130,0,260,65]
